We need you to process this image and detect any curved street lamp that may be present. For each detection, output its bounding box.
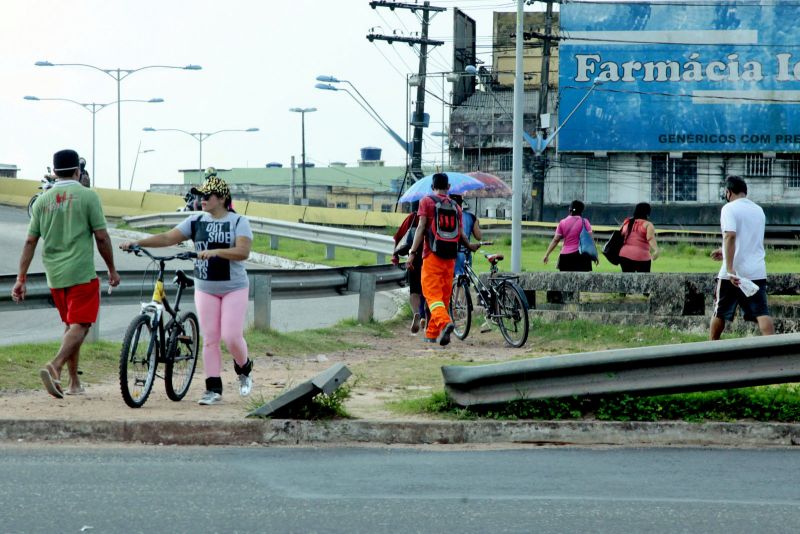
[23,95,163,187]
[143,127,259,172]
[35,60,201,189]
[288,108,317,203]
[315,80,411,154]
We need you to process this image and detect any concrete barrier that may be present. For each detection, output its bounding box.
[0,178,42,209]
[303,206,368,226]
[244,202,306,222]
[517,271,800,333]
[140,191,185,214]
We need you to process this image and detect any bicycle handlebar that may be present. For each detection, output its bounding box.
[125,245,197,262]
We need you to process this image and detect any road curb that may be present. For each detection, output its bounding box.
[2,419,800,447]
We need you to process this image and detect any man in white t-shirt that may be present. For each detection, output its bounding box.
[709,175,774,340]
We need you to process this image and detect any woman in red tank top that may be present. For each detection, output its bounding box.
[618,203,660,272]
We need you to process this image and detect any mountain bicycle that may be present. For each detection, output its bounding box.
[119,245,199,408]
[449,252,530,348]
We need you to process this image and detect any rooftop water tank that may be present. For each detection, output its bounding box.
[360,147,382,161]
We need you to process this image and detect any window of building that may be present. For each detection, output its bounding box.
[335,202,348,209]
[745,153,773,179]
[786,156,800,188]
[357,203,371,211]
[381,204,394,212]
[651,155,697,202]
[559,155,609,203]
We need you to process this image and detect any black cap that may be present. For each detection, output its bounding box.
[53,149,80,172]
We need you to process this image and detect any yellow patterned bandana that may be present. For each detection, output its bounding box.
[191,175,230,198]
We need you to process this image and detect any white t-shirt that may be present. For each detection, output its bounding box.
[717,197,767,280]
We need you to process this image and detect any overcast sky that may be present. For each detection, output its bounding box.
[1,0,537,190]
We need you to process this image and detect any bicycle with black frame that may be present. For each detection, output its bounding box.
[119,245,199,408]
[449,249,530,348]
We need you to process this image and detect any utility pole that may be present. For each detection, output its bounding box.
[368,1,445,184]
[531,0,556,221]
[290,155,296,206]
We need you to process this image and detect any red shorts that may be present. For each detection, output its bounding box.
[50,278,100,325]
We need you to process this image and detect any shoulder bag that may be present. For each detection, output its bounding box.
[578,217,598,261]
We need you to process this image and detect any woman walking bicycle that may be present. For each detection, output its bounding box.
[120,170,254,405]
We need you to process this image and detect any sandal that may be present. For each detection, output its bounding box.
[40,365,64,399]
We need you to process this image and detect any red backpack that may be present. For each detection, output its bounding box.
[426,195,461,259]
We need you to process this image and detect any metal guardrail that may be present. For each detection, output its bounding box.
[0,264,406,311]
[124,212,395,261]
[442,333,800,407]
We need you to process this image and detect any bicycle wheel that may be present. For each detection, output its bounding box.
[27,194,39,218]
[165,311,199,401]
[450,278,472,340]
[496,282,530,348]
[119,314,158,408]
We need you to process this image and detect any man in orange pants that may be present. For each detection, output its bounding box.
[407,173,480,346]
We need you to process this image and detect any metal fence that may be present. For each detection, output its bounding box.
[125,212,395,263]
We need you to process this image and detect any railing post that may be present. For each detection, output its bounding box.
[357,273,376,323]
[326,244,336,260]
[253,274,272,331]
[269,235,279,250]
[376,253,386,264]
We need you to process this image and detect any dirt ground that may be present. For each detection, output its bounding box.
[0,319,533,422]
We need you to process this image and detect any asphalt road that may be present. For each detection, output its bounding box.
[3,445,799,533]
[0,205,400,344]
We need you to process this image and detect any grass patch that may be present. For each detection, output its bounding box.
[526,318,711,355]
[245,318,395,358]
[0,341,120,391]
[404,385,800,423]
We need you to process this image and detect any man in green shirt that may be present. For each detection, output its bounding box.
[12,149,120,398]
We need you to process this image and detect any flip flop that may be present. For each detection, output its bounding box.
[45,364,64,395]
[40,368,64,399]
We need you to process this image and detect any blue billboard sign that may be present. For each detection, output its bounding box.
[558,2,800,152]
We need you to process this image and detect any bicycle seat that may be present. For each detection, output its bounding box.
[486,253,504,264]
[173,270,194,288]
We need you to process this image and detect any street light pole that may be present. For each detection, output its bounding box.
[24,95,163,187]
[35,60,201,189]
[510,0,525,273]
[143,127,259,176]
[289,108,317,204]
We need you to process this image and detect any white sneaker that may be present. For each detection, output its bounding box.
[198,391,222,405]
[238,374,253,397]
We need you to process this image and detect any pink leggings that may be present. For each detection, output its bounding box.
[194,287,249,378]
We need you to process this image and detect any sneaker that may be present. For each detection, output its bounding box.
[238,374,253,397]
[437,322,455,346]
[410,313,421,334]
[198,391,222,405]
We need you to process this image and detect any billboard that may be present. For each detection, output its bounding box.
[558,1,800,152]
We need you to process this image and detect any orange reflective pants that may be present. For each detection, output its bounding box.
[421,253,455,339]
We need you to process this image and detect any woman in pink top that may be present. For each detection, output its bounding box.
[543,201,596,303]
[543,200,595,272]
[618,202,660,272]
